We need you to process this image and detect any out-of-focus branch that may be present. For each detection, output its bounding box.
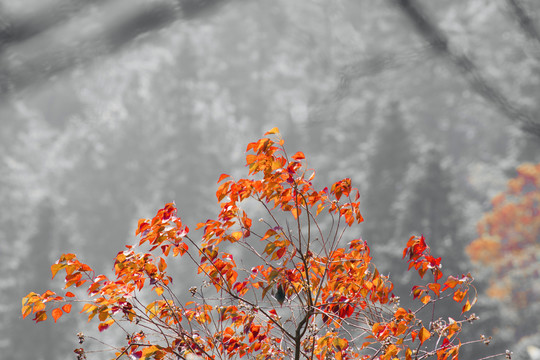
[0,0,106,49]
[336,45,433,100]
[393,0,540,137]
[0,0,229,98]
[506,0,540,46]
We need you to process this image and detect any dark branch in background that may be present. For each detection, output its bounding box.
[336,45,433,100]
[506,0,540,46]
[0,0,230,99]
[0,0,107,49]
[393,0,540,138]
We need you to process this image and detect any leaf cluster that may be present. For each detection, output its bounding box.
[23,128,505,360]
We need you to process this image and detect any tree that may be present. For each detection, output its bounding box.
[397,148,462,269]
[467,162,540,342]
[21,128,505,360]
[362,101,414,245]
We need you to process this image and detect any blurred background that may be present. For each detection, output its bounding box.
[1,0,540,359]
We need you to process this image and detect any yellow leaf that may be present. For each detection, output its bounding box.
[21,305,32,318]
[333,337,348,351]
[231,231,243,242]
[50,263,65,279]
[462,299,472,313]
[264,127,279,135]
[406,348,413,360]
[81,303,95,313]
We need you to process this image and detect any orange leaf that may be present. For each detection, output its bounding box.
[443,276,460,290]
[453,289,466,303]
[50,263,67,279]
[333,337,348,351]
[33,311,47,322]
[292,152,305,161]
[158,257,167,272]
[62,304,72,313]
[428,283,441,297]
[52,308,63,323]
[65,292,75,298]
[418,327,431,345]
[316,203,326,216]
[81,303,95,313]
[406,348,413,360]
[217,173,230,183]
[21,305,32,318]
[230,231,243,242]
[291,207,299,219]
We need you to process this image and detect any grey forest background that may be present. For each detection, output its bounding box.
[1,1,540,359]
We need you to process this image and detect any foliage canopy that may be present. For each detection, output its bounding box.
[468,163,540,309]
[23,129,503,360]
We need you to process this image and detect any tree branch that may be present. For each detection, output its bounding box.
[0,0,230,98]
[505,0,540,46]
[393,0,540,137]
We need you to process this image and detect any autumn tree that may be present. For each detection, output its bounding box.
[467,162,540,343]
[23,129,505,360]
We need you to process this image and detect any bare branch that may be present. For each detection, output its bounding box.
[506,0,540,45]
[393,0,540,137]
[0,0,230,98]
